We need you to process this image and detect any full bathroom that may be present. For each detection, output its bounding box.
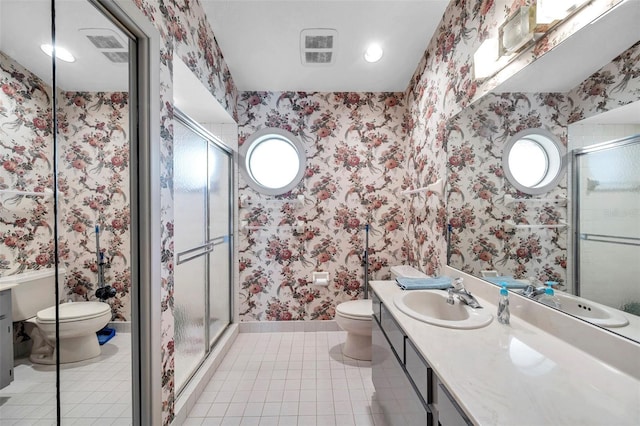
[0,0,639,425]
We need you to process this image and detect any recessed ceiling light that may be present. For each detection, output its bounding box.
[364,43,383,63]
[40,44,76,63]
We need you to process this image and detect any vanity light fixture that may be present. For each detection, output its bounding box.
[473,38,499,79]
[364,43,383,63]
[498,1,590,57]
[40,44,76,63]
[537,0,589,22]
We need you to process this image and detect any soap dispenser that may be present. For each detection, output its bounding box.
[497,284,510,325]
[538,282,561,309]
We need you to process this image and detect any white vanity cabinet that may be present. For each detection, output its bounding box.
[0,289,14,389]
[372,290,471,426]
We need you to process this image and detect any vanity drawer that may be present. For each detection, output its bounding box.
[380,303,405,361]
[372,291,382,323]
[434,377,472,426]
[405,338,432,405]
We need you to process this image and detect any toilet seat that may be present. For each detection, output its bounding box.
[36,301,112,324]
[336,300,372,321]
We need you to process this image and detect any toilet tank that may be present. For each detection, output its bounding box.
[0,268,65,321]
[390,265,428,280]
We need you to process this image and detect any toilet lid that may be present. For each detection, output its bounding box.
[37,302,111,323]
[336,300,372,320]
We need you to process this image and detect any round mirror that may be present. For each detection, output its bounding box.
[240,127,306,195]
[502,128,565,195]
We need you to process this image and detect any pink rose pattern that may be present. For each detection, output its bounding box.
[57,90,131,320]
[1,51,131,319]
[238,91,408,321]
[445,92,569,284]
[0,52,54,274]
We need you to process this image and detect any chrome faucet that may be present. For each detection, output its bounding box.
[450,278,482,308]
[520,284,547,299]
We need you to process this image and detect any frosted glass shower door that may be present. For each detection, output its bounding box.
[575,136,640,314]
[173,113,233,395]
[173,120,208,393]
[208,144,231,346]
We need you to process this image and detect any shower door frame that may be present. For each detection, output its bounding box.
[173,109,234,397]
[571,134,640,297]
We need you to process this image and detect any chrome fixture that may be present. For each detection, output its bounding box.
[450,278,482,308]
[446,287,455,305]
[520,284,548,299]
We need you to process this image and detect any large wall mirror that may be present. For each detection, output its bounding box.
[0,0,151,422]
[445,0,640,344]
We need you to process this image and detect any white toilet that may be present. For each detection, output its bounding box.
[2,268,112,365]
[335,265,428,361]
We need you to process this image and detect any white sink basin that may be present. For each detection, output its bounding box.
[552,292,629,328]
[394,290,493,329]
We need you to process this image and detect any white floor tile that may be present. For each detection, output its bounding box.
[183,331,376,426]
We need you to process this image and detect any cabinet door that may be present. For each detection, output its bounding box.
[372,319,428,425]
[0,291,13,389]
[405,338,432,406]
[434,377,472,426]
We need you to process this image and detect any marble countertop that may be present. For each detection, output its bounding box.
[371,279,640,426]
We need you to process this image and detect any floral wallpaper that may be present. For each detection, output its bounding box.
[57,91,131,320]
[237,91,407,321]
[1,52,132,322]
[444,39,640,285]
[445,92,569,284]
[0,51,54,274]
[566,40,640,123]
[402,0,507,277]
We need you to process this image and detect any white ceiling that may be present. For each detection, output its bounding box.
[201,0,450,92]
[1,0,638,102]
[0,0,128,92]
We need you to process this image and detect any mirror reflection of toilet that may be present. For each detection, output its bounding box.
[6,268,112,364]
[335,265,428,361]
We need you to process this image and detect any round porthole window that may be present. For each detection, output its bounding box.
[240,127,306,195]
[502,128,565,195]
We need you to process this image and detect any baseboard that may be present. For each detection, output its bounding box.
[108,321,131,333]
[238,320,341,333]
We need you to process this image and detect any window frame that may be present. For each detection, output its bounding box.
[502,128,566,195]
[240,127,307,196]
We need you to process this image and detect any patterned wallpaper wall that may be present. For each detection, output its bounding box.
[446,92,569,284]
[402,0,508,278]
[0,51,54,274]
[0,52,132,318]
[445,40,640,285]
[57,91,131,320]
[237,91,407,321]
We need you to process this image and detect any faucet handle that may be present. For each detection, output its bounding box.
[453,277,464,290]
[446,287,455,305]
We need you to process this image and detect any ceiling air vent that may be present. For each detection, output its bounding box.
[79,28,129,64]
[300,29,337,66]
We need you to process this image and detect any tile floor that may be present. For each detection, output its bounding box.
[183,331,387,426]
[0,332,132,425]
[1,330,386,426]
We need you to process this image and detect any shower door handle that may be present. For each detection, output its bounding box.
[175,236,230,265]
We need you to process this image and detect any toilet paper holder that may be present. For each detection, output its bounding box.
[312,271,329,286]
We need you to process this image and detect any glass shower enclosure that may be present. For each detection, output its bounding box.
[173,110,232,394]
[573,134,640,316]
